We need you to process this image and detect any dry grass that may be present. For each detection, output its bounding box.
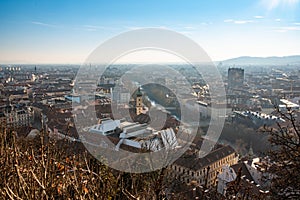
[0,128,172,200]
[0,128,122,199]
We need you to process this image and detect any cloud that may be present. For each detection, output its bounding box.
[234,20,254,24]
[82,25,105,31]
[224,19,254,24]
[83,28,97,32]
[183,26,197,30]
[125,26,145,30]
[283,26,300,30]
[125,26,168,30]
[274,26,300,32]
[254,15,264,19]
[31,21,58,28]
[275,18,281,21]
[84,25,106,29]
[179,31,193,35]
[81,25,120,31]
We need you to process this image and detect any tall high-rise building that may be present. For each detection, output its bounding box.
[228,68,244,88]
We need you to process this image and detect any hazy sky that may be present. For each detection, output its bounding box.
[0,0,300,64]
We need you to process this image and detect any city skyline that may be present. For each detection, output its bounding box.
[1,1,300,199]
[1,0,300,64]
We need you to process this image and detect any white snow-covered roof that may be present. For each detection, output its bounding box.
[218,165,237,183]
[89,119,120,134]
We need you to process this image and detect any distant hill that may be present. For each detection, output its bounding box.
[220,55,300,66]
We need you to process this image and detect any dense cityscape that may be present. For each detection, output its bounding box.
[1,0,300,199]
[0,61,299,199]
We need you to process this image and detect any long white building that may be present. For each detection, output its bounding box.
[88,118,179,152]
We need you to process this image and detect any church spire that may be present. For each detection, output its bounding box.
[135,87,143,115]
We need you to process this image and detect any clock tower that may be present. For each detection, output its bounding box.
[136,87,143,116]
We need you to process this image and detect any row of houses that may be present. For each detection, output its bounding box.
[0,105,31,130]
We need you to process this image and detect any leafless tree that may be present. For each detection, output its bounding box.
[263,107,300,199]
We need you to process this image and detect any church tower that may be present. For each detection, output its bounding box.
[136,87,143,116]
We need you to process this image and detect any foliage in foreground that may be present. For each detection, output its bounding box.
[263,109,300,199]
[0,130,168,200]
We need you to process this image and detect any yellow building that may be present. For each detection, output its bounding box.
[170,143,238,189]
[135,87,143,116]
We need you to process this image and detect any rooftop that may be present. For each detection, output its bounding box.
[174,144,236,170]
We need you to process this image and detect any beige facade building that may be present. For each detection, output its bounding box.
[0,109,31,130]
[170,143,238,188]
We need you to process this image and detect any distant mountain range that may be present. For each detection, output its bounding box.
[220,55,300,66]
